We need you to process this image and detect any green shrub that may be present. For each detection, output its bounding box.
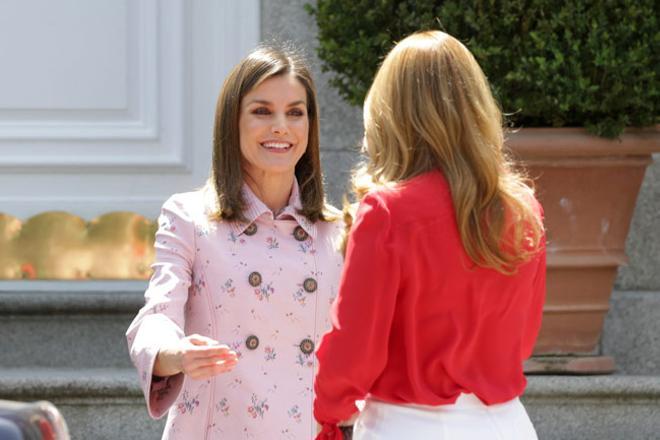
[306,0,659,138]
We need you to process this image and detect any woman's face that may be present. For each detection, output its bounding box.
[239,73,309,180]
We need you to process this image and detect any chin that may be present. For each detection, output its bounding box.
[252,162,297,175]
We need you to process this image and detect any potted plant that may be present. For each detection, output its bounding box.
[307,0,659,373]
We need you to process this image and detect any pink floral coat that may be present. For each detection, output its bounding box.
[126,181,343,439]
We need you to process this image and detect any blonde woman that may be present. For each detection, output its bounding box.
[313,31,546,439]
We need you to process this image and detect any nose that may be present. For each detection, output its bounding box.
[271,114,288,135]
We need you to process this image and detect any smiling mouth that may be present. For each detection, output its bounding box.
[260,141,293,152]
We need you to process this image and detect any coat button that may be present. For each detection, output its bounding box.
[244,223,258,236]
[303,278,318,293]
[245,335,259,350]
[248,271,262,287]
[299,338,315,355]
[293,225,308,242]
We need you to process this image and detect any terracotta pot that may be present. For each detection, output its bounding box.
[507,127,660,373]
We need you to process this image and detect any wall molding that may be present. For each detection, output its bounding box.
[0,0,191,173]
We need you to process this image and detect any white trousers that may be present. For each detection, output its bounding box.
[353,394,538,440]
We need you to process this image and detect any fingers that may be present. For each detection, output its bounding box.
[183,356,238,380]
[181,351,237,371]
[186,334,235,357]
[154,335,238,378]
[178,334,239,379]
[181,346,237,365]
[186,358,238,380]
[189,344,235,358]
[187,333,220,346]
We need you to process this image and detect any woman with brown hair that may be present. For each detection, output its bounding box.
[127,45,343,439]
[313,30,546,439]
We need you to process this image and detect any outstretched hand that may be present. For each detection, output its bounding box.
[154,334,238,380]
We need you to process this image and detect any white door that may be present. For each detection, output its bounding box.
[0,0,260,220]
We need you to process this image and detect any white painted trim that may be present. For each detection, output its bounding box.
[138,0,160,142]
[0,153,189,172]
[0,0,191,173]
[0,0,159,141]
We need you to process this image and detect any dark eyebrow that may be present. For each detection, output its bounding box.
[246,99,271,106]
[245,99,306,107]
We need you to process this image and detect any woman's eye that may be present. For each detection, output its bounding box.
[288,108,305,117]
[252,107,270,115]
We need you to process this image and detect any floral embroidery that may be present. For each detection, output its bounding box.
[280,429,295,439]
[150,303,168,314]
[160,214,175,232]
[297,239,315,254]
[191,275,206,296]
[295,352,314,368]
[247,394,269,419]
[216,398,230,416]
[228,377,243,389]
[176,390,200,415]
[287,405,302,423]
[284,311,301,324]
[264,346,276,361]
[292,286,307,306]
[242,427,257,439]
[228,340,244,359]
[254,282,274,301]
[220,279,236,297]
[208,423,224,436]
[266,236,279,249]
[228,231,246,244]
[250,308,263,321]
[197,225,210,237]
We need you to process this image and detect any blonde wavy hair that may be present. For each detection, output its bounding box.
[346,30,543,274]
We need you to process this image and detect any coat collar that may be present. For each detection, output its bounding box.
[230,179,317,240]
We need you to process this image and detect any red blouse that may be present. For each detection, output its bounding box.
[313,170,546,439]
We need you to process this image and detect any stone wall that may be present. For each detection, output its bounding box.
[616,158,660,290]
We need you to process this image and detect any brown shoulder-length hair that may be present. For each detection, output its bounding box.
[347,30,543,274]
[208,45,327,223]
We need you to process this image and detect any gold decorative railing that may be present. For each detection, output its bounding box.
[0,212,156,280]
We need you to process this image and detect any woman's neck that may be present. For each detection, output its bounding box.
[243,170,294,216]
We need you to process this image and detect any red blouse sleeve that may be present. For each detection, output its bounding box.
[522,202,547,360]
[313,193,400,438]
[522,241,547,360]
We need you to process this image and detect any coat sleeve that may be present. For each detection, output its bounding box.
[126,194,194,419]
[314,193,400,438]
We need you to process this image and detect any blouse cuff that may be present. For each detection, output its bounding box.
[315,423,343,439]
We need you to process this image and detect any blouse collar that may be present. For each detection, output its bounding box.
[231,178,317,240]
